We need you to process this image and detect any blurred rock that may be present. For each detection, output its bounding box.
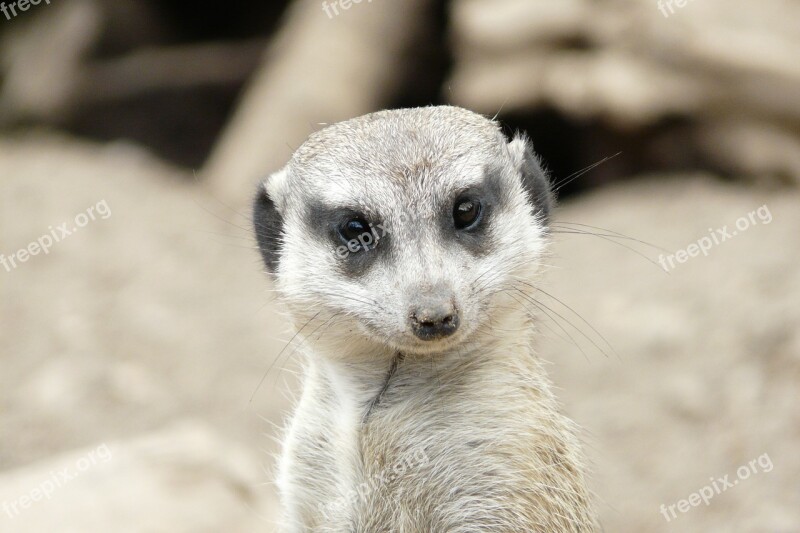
[448,0,800,183]
[0,0,101,123]
[696,120,800,185]
[0,421,268,533]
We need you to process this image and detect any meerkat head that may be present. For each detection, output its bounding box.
[254,106,552,358]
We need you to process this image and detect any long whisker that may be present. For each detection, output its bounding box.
[513,278,619,359]
[507,289,591,361]
[551,230,667,272]
[551,152,622,191]
[502,293,577,347]
[269,311,347,394]
[512,285,612,359]
[551,223,668,253]
[249,309,324,405]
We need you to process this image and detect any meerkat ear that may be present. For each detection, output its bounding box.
[253,169,287,274]
[507,134,553,224]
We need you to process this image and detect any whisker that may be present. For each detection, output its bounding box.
[512,278,618,359]
[550,223,668,253]
[493,298,575,346]
[551,230,667,273]
[551,152,622,191]
[269,311,347,394]
[249,309,324,405]
[550,226,663,252]
[508,289,592,362]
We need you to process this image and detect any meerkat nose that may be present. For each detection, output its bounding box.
[408,290,460,341]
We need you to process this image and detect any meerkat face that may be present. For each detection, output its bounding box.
[254,107,552,357]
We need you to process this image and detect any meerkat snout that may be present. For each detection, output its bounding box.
[408,286,460,341]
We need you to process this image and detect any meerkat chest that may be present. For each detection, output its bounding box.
[303,373,508,526]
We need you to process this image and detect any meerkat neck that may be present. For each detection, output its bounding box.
[307,308,537,423]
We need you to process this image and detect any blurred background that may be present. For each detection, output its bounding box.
[0,0,798,531]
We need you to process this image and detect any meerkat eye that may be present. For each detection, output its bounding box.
[338,217,372,247]
[453,197,483,230]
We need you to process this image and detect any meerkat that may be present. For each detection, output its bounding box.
[253,106,598,532]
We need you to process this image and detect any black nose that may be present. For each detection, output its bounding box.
[409,302,460,341]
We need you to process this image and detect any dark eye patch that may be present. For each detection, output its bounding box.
[439,171,506,256]
[304,201,390,277]
[337,215,381,253]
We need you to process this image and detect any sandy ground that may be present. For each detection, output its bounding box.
[1,134,798,532]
